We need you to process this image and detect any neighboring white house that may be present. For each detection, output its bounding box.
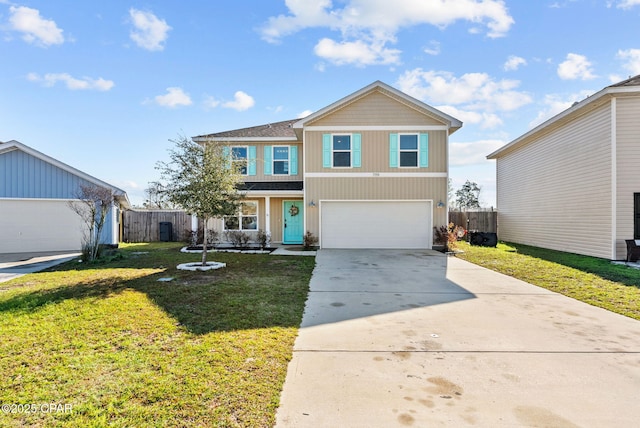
[0,140,130,253]
[487,75,640,260]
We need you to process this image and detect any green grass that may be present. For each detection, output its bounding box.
[0,242,315,427]
[455,241,640,320]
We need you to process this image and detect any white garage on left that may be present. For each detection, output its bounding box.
[0,140,130,253]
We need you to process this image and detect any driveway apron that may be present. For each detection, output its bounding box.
[275,249,640,427]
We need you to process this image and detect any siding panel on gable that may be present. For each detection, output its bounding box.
[309,90,446,127]
[0,149,84,199]
[616,96,640,259]
[496,102,613,259]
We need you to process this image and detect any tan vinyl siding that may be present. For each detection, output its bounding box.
[615,96,640,259]
[305,177,447,238]
[308,90,446,127]
[305,130,447,173]
[496,102,613,259]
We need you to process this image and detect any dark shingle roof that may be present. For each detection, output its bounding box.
[194,119,298,139]
[609,74,640,87]
[238,181,303,191]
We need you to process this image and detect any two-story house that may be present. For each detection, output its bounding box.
[192,81,462,249]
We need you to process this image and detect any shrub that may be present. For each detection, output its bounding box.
[434,223,466,252]
[205,229,219,247]
[256,230,270,249]
[226,230,250,248]
[303,231,318,250]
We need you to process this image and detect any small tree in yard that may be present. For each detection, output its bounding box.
[455,180,481,210]
[156,135,244,266]
[68,184,116,262]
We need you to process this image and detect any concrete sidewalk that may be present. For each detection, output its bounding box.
[275,250,640,427]
[0,252,80,283]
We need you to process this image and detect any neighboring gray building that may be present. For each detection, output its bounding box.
[488,75,640,260]
[0,140,130,253]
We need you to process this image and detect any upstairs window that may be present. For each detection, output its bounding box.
[332,135,351,167]
[399,134,418,167]
[389,133,428,168]
[231,146,248,175]
[273,146,289,175]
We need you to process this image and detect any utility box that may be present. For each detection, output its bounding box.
[159,222,173,242]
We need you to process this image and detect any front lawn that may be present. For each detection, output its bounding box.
[0,242,315,427]
[455,241,640,320]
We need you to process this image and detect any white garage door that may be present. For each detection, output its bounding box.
[321,201,432,249]
[0,199,84,253]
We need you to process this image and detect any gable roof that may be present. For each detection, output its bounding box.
[192,119,299,142]
[193,81,463,143]
[0,140,130,208]
[293,80,463,135]
[488,74,640,159]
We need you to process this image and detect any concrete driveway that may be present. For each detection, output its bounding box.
[276,249,640,427]
[0,252,80,283]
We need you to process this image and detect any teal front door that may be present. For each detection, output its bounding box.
[283,201,304,244]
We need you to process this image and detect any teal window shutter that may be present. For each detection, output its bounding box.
[248,146,257,175]
[264,146,272,175]
[389,134,398,168]
[322,134,331,168]
[290,146,298,175]
[222,146,231,169]
[352,133,361,167]
[419,134,429,167]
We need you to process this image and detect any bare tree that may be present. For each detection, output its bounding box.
[156,135,244,266]
[143,181,178,209]
[68,184,115,261]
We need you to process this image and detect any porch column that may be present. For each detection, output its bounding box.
[265,196,271,237]
[191,215,198,234]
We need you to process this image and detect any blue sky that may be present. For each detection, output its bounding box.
[2,0,640,207]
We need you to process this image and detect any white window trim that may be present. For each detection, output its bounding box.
[332,134,352,168]
[398,133,419,168]
[272,145,291,176]
[223,201,259,231]
[231,145,249,176]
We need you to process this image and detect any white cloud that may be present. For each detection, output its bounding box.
[616,48,640,75]
[261,0,513,66]
[504,55,526,71]
[314,37,401,66]
[615,0,640,9]
[424,40,441,56]
[154,87,192,108]
[397,69,532,112]
[27,72,114,91]
[557,53,596,80]
[222,91,255,111]
[203,96,220,109]
[129,8,171,51]
[449,139,506,166]
[297,110,313,118]
[437,105,503,129]
[528,90,593,128]
[8,6,64,47]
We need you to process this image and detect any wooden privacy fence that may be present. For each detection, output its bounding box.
[449,210,498,234]
[123,210,196,243]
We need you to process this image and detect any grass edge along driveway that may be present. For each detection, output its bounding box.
[455,241,640,321]
[0,242,315,428]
